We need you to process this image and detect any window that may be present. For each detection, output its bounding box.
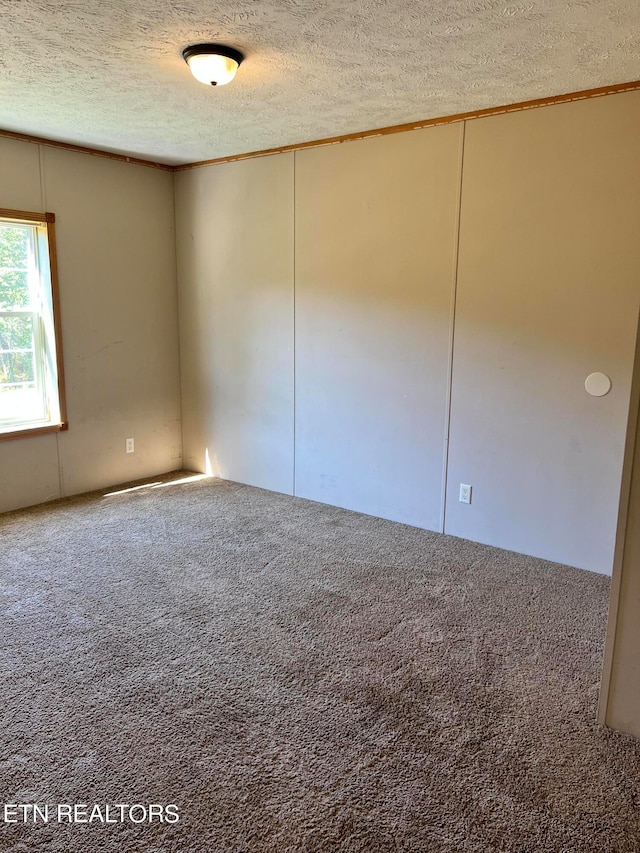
[0,208,67,439]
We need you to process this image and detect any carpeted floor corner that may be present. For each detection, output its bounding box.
[1,472,639,852]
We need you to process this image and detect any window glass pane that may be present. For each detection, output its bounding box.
[0,269,30,309]
[0,226,28,268]
[0,315,45,423]
[0,384,45,424]
[0,315,36,384]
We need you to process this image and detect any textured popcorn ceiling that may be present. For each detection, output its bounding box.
[0,0,638,165]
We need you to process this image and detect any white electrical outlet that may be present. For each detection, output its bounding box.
[459,483,472,504]
[125,438,135,454]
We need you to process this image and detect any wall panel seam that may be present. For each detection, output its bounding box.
[440,121,466,534]
[292,151,297,497]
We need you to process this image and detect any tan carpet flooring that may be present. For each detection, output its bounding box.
[1,472,639,852]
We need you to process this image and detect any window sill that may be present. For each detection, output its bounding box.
[0,422,68,442]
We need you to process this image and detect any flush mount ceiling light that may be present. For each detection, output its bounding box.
[182,43,244,86]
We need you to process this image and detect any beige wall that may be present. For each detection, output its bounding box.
[175,154,294,494]
[175,124,463,527]
[0,138,181,512]
[445,93,640,573]
[176,88,640,576]
[294,127,462,528]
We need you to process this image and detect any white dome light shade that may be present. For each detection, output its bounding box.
[188,54,237,86]
[182,44,244,86]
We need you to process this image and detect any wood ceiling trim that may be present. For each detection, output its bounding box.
[1,79,639,173]
[0,127,174,171]
[175,79,640,171]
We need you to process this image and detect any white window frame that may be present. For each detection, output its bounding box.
[0,208,67,440]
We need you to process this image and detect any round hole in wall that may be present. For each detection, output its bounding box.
[585,372,612,397]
